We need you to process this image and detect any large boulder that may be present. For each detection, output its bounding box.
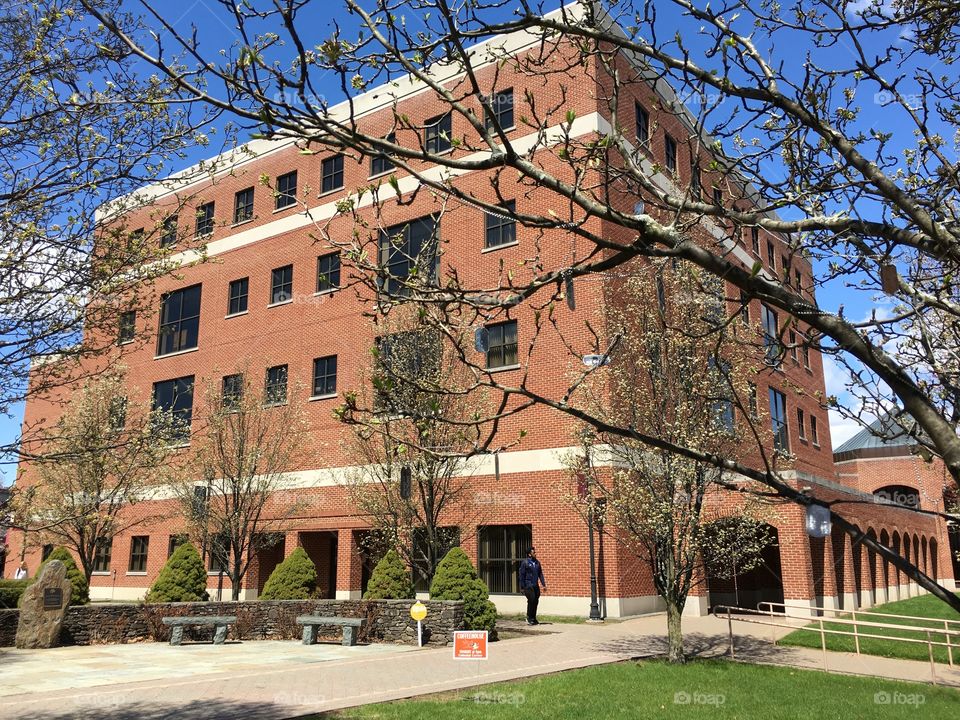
[15,560,72,649]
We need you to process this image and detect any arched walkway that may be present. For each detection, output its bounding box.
[705,523,784,611]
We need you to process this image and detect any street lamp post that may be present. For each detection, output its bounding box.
[583,442,603,623]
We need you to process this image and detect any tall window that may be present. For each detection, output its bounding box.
[766,240,776,271]
[424,112,452,153]
[157,284,201,356]
[748,382,758,418]
[691,164,702,199]
[167,534,189,558]
[797,408,807,440]
[739,290,750,325]
[276,170,297,209]
[128,536,149,573]
[664,134,677,172]
[710,357,735,431]
[375,329,440,413]
[486,320,518,369]
[485,201,516,248]
[751,227,760,255]
[635,102,649,145]
[485,89,514,130]
[478,525,532,594]
[153,376,195,439]
[789,329,798,361]
[234,187,254,224]
[769,388,789,452]
[228,277,248,315]
[160,215,178,247]
[810,415,820,446]
[41,544,53,561]
[93,539,112,573]
[713,187,722,207]
[270,265,293,304]
[316,252,341,293]
[321,154,344,194]
[265,364,288,405]
[370,133,396,176]
[195,201,215,237]
[378,215,439,298]
[761,304,780,365]
[118,310,136,344]
[802,334,812,368]
[312,355,337,397]
[795,269,802,294]
[222,373,244,410]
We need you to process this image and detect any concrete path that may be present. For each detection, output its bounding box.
[1,614,958,719]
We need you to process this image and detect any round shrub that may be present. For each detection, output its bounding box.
[429,547,496,633]
[0,579,29,609]
[363,549,414,600]
[37,547,89,605]
[259,547,318,600]
[145,542,209,603]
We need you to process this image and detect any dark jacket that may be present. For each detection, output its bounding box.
[519,557,545,590]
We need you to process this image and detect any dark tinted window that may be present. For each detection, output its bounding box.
[265,365,288,405]
[424,113,452,153]
[312,355,337,397]
[270,265,293,304]
[195,202,215,237]
[378,215,439,298]
[228,277,249,315]
[276,171,297,209]
[486,321,518,369]
[152,375,195,439]
[157,284,201,356]
[477,525,532,594]
[316,253,341,293]
[234,187,254,224]
[321,155,344,194]
[485,201,516,248]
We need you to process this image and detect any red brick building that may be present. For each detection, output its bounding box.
[6,5,951,616]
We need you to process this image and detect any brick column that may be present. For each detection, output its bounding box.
[780,516,817,616]
[284,530,302,558]
[833,532,858,610]
[815,536,839,611]
[335,529,363,600]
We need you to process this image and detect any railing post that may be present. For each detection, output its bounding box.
[928,630,937,685]
[945,621,954,667]
[727,609,735,659]
[819,618,828,670]
[852,609,860,655]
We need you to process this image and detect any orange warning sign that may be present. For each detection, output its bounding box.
[452,630,488,660]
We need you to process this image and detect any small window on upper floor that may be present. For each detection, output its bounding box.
[635,102,649,145]
[118,310,136,344]
[234,187,254,224]
[160,215,178,248]
[486,320,518,369]
[751,227,760,255]
[424,112,452,154]
[691,164,702,200]
[222,373,244,411]
[228,277,249,316]
[485,89,514,131]
[485,201,517,249]
[321,155,344,194]
[767,240,776,271]
[712,187,722,207]
[195,202,215,238]
[664,134,677,173]
[264,364,288,405]
[152,375,195,441]
[157,284,202,356]
[270,265,293,305]
[370,134,396,177]
[276,170,297,209]
[312,355,338,398]
[316,252,341,293]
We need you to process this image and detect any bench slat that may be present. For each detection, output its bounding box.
[296,616,365,626]
[161,616,237,625]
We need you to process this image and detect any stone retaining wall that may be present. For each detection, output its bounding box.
[0,599,463,648]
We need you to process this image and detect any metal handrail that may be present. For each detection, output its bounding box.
[716,603,960,684]
[759,600,960,632]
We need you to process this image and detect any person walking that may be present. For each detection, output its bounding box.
[519,547,546,625]
[14,562,27,580]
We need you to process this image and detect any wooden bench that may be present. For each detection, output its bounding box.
[296,616,366,647]
[161,615,236,646]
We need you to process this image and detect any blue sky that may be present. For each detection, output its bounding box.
[0,0,906,483]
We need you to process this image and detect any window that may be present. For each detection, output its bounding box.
[691,164,702,199]
[265,364,288,405]
[276,170,297,209]
[129,536,149,573]
[478,524,532,594]
[769,388,789,452]
[93,539,112,573]
[802,334,812,369]
[208,532,229,573]
[761,304,781,365]
[713,187,722,207]
[41,544,53,561]
[748,382,758,418]
[321,154,344,194]
[118,310,136,344]
[270,265,293,304]
[635,102,649,145]
[740,291,750,325]
[782,255,791,281]
[222,373,243,410]
[375,329,441,413]
[485,201,516,248]
[234,187,254,224]
[486,320,518,369]
[153,376,195,439]
[108,396,127,432]
[664,134,677,172]
[127,228,145,251]
[710,357,735,432]
[316,252,341,293]
[161,215,178,247]
[195,201,215,237]
[797,408,807,440]
[412,527,460,593]
[795,269,802,294]
[486,89,514,130]
[157,284,201,356]
[810,415,820,446]
[789,329,798,361]
[370,134,396,176]
[767,240,776,271]
[167,534,188,559]
[378,215,440,298]
[312,355,337,397]
[228,277,249,316]
[424,112,452,154]
[751,227,760,255]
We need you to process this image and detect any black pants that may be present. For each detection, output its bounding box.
[524,586,541,621]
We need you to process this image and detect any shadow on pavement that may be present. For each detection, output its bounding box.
[588,631,805,664]
[9,697,322,720]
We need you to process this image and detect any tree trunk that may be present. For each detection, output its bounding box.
[666,600,685,664]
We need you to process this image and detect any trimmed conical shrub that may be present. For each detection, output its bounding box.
[429,547,496,632]
[145,542,208,603]
[363,549,414,599]
[37,547,89,605]
[259,547,318,600]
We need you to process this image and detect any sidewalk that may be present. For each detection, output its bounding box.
[1,613,957,719]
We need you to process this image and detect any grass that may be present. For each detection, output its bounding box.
[496,613,599,625]
[779,593,960,664]
[309,659,960,719]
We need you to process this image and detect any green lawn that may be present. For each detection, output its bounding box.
[496,613,597,625]
[311,659,959,719]
[779,593,960,664]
